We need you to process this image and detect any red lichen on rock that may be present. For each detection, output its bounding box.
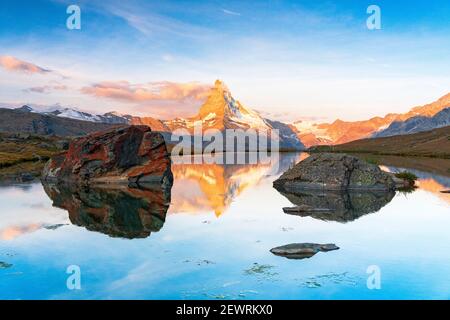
[42,125,173,188]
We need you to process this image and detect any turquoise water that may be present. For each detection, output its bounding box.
[0,153,449,300]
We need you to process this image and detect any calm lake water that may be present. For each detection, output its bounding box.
[0,153,449,300]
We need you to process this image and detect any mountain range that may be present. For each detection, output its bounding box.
[373,107,450,138]
[1,80,304,150]
[313,125,450,159]
[13,105,131,125]
[0,80,449,148]
[0,107,117,136]
[293,93,450,146]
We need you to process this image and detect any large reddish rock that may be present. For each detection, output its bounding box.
[42,125,173,188]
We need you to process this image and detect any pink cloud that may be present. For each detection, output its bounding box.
[81,81,211,103]
[126,100,205,119]
[0,55,51,74]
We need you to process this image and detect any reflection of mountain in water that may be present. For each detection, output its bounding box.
[169,153,304,216]
[276,189,395,223]
[42,183,171,239]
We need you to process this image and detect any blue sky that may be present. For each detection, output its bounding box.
[1,0,450,121]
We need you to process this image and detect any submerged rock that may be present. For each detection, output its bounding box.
[42,182,171,239]
[273,153,398,192]
[0,261,13,269]
[270,243,339,260]
[277,189,395,223]
[42,125,173,189]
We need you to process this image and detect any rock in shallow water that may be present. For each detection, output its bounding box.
[270,243,339,260]
[41,125,173,189]
[0,261,13,269]
[273,153,397,192]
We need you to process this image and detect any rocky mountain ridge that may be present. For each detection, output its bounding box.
[4,81,449,148]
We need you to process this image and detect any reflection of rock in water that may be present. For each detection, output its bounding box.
[275,188,395,223]
[42,183,171,238]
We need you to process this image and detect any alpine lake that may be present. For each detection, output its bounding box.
[0,153,449,300]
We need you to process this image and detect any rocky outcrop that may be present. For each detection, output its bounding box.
[270,243,339,260]
[273,153,399,222]
[42,125,173,188]
[273,153,399,192]
[42,182,170,239]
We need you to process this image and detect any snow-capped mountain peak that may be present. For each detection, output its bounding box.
[14,105,130,124]
[48,108,103,122]
[191,79,271,131]
[104,111,126,117]
[7,79,306,150]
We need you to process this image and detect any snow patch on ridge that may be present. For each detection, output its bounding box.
[292,120,331,140]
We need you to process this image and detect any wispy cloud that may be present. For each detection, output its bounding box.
[99,2,212,40]
[0,55,51,74]
[222,9,241,16]
[256,109,330,123]
[24,84,68,94]
[81,81,211,103]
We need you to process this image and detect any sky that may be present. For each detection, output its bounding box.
[1,0,450,122]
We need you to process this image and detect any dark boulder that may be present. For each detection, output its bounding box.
[274,153,399,192]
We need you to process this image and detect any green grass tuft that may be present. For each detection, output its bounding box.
[395,171,418,185]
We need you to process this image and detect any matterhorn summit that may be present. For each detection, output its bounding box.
[163,79,305,150]
[166,79,273,132]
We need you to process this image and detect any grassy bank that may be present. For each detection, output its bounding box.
[308,126,450,159]
[0,133,68,181]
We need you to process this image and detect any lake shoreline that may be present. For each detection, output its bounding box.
[308,149,450,160]
[2,150,450,183]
